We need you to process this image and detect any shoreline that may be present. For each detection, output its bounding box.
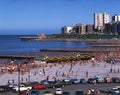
[0,38,120,85]
[20,37,120,43]
[0,49,120,85]
[0,45,120,59]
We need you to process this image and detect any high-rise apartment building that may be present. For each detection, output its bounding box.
[94,12,110,31]
[73,23,86,34]
[104,23,112,34]
[61,26,73,34]
[86,24,93,34]
[112,22,119,35]
[112,14,120,22]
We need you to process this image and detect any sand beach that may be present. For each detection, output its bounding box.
[0,51,120,85]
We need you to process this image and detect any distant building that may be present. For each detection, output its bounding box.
[73,23,86,34]
[94,12,110,31]
[86,24,93,34]
[104,23,112,34]
[117,22,120,34]
[112,14,120,22]
[61,26,73,34]
[37,32,46,39]
[111,22,118,35]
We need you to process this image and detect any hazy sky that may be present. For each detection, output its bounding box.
[0,0,120,34]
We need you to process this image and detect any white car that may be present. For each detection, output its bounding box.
[55,88,62,95]
[12,83,32,92]
[109,88,120,93]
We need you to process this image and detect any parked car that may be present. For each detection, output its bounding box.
[19,91,28,95]
[87,78,96,84]
[114,86,120,90]
[32,83,49,90]
[30,82,39,86]
[70,79,80,84]
[12,83,32,92]
[41,80,49,84]
[112,77,120,83]
[80,78,87,84]
[75,90,84,95]
[0,85,9,92]
[48,81,55,85]
[62,92,70,95]
[62,79,71,85]
[43,90,53,95]
[55,88,62,95]
[108,88,120,93]
[104,77,112,83]
[28,90,40,95]
[6,83,18,90]
[95,76,105,83]
[50,80,64,88]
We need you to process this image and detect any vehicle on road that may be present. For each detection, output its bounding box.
[75,90,84,95]
[12,83,32,92]
[62,79,71,85]
[114,86,120,90]
[28,90,40,95]
[32,83,49,90]
[62,91,70,95]
[104,77,112,83]
[108,88,120,93]
[43,90,53,95]
[55,88,62,95]
[0,85,10,92]
[80,78,87,84]
[87,78,96,84]
[112,77,120,83]
[95,76,105,83]
[50,80,64,88]
[19,91,28,95]
[70,79,80,84]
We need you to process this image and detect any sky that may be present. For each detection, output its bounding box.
[0,0,120,35]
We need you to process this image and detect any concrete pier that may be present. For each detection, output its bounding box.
[20,36,39,41]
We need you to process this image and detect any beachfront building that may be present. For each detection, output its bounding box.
[104,23,112,34]
[86,24,94,34]
[73,23,86,34]
[104,21,120,35]
[112,14,120,22]
[37,32,46,38]
[61,26,73,34]
[111,22,119,35]
[94,12,110,32]
[117,22,120,34]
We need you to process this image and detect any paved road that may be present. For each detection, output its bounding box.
[0,83,119,95]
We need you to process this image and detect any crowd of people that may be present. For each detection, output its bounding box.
[0,47,120,85]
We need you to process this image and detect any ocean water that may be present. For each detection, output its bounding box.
[0,35,91,55]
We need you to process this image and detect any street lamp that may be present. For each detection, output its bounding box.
[28,60,30,82]
[18,64,20,95]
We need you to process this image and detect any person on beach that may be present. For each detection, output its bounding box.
[110,68,112,73]
[43,68,45,75]
[91,89,95,95]
[86,88,91,95]
[95,88,100,95]
[12,79,14,84]
[118,68,119,73]
[86,71,88,78]
[7,80,11,85]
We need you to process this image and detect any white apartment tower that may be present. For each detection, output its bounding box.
[94,12,110,31]
[61,26,73,34]
[112,14,120,22]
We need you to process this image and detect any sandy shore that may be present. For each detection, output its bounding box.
[0,48,120,85]
[0,59,120,85]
